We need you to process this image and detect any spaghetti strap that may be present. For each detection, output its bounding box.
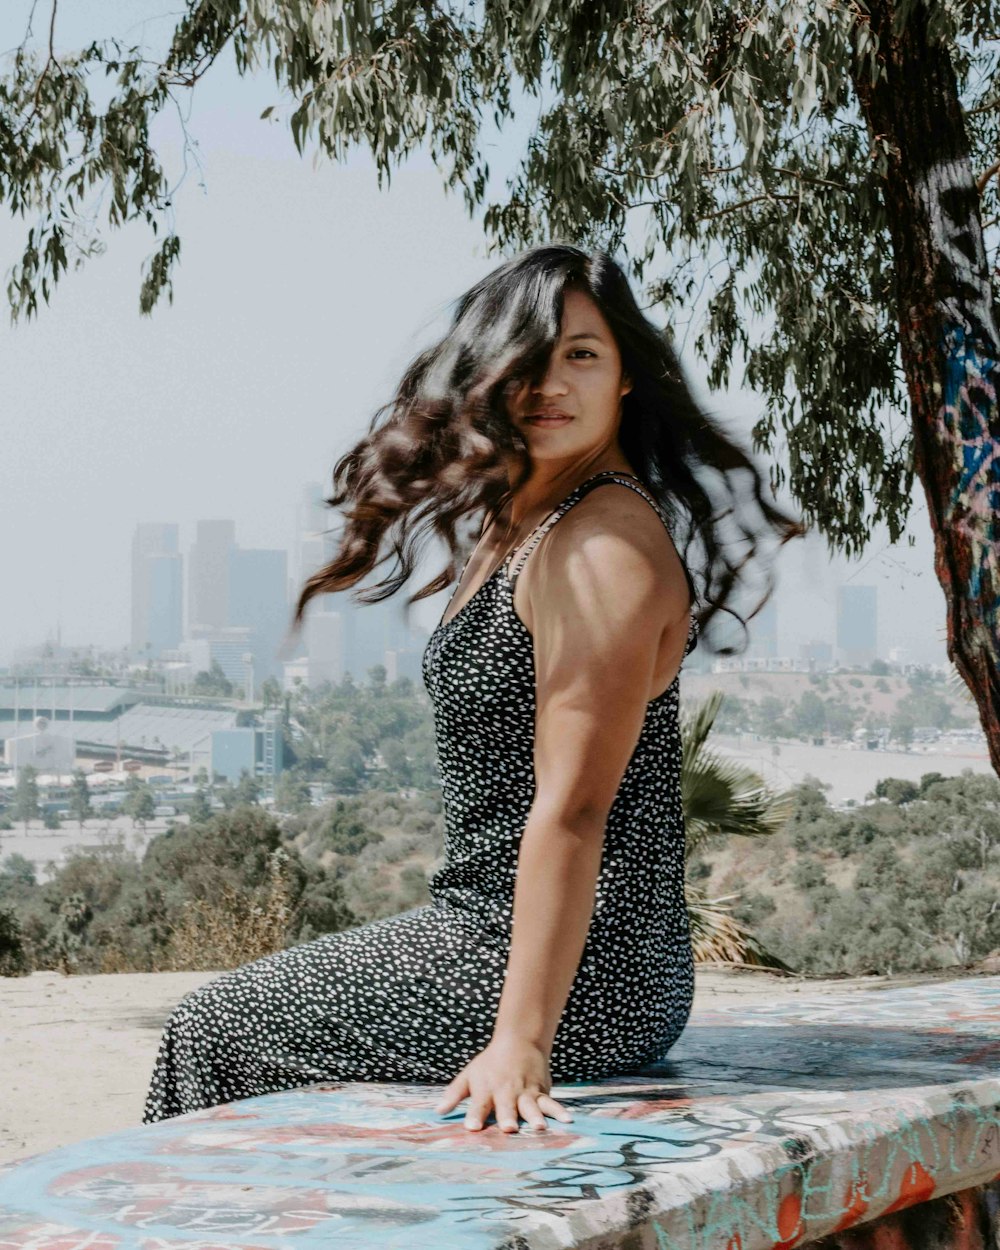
[507,470,641,581]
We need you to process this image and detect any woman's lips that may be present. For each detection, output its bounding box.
[525,414,572,426]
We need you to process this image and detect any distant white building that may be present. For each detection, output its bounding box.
[711,655,815,674]
[182,627,255,686]
[282,656,310,689]
[4,716,76,777]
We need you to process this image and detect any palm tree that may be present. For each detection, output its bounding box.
[681,690,796,971]
[946,663,978,715]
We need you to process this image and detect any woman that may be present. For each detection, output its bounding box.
[142,243,803,1135]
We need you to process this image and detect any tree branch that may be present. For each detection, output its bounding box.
[976,156,1000,196]
[15,0,63,141]
[696,192,800,221]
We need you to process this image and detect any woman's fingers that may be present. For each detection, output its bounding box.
[464,1093,494,1130]
[434,1072,469,1115]
[435,1065,574,1133]
[536,1093,574,1122]
[494,1092,520,1133]
[517,1092,549,1131]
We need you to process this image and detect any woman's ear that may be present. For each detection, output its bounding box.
[620,371,633,397]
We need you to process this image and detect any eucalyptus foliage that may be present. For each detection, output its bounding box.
[3,1,997,546]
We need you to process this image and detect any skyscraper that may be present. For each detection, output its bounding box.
[131,523,183,659]
[229,547,289,683]
[836,584,878,667]
[188,519,235,632]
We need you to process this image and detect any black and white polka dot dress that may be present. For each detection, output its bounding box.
[142,470,698,1122]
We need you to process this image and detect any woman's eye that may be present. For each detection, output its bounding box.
[570,350,596,359]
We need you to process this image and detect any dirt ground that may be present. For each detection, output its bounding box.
[4,960,985,1166]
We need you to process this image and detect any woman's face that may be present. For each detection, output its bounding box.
[504,287,633,464]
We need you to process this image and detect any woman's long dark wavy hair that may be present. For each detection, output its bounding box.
[290,242,805,649]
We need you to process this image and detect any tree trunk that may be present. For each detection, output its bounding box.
[849,0,1000,775]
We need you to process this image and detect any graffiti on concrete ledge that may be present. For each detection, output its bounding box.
[0,976,998,1249]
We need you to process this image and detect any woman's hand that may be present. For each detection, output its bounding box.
[434,1034,575,1133]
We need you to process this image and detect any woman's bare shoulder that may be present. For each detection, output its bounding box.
[540,483,688,598]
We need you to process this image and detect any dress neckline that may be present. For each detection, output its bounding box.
[434,469,644,634]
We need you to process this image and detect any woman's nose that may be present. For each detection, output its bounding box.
[532,365,569,396]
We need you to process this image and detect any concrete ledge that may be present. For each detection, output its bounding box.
[799,1179,1000,1250]
[1,975,999,1249]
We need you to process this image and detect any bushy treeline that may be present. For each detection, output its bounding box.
[712,770,1000,976]
[3,763,998,981]
[283,788,444,922]
[0,783,447,977]
[0,806,356,976]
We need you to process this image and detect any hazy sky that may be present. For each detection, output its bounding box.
[1,4,950,667]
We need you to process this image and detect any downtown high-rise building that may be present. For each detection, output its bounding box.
[188,519,236,632]
[836,584,878,667]
[146,518,288,687]
[229,547,289,683]
[130,523,183,660]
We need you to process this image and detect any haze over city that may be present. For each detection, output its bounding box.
[1,2,948,673]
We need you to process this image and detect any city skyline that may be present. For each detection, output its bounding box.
[126,489,429,692]
[5,471,945,673]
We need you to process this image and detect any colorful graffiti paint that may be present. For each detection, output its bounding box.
[911,149,999,723]
[939,319,1000,648]
[803,1179,1000,1250]
[0,975,998,1249]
